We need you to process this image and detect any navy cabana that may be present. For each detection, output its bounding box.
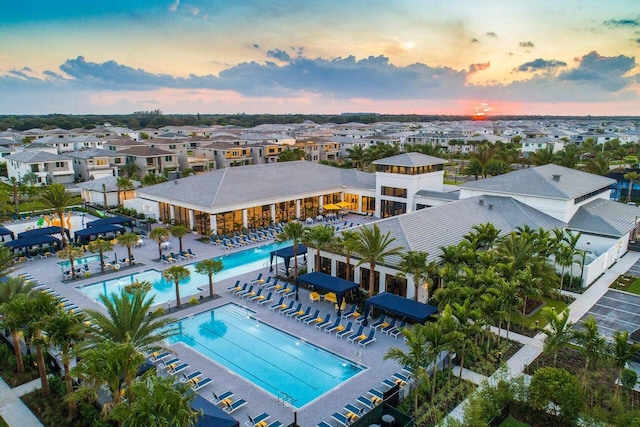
[74,224,124,245]
[86,216,133,229]
[364,292,438,326]
[192,394,239,427]
[296,272,359,316]
[269,244,307,274]
[18,226,71,241]
[0,226,14,241]
[3,234,60,252]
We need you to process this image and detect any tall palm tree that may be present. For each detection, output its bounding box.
[611,329,640,399]
[109,375,200,427]
[397,250,436,301]
[303,225,335,273]
[470,144,496,178]
[195,259,224,298]
[116,176,134,207]
[275,220,305,285]
[43,310,87,418]
[149,227,170,259]
[554,144,581,169]
[0,275,35,305]
[57,244,85,280]
[1,293,31,374]
[162,265,191,309]
[337,230,359,281]
[384,324,430,414]
[83,284,177,352]
[346,145,366,170]
[353,224,402,296]
[573,315,608,372]
[117,232,140,265]
[39,183,76,245]
[541,307,573,367]
[624,171,640,203]
[88,238,115,274]
[450,299,482,379]
[170,224,190,253]
[530,146,555,166]
[584,152,611,175]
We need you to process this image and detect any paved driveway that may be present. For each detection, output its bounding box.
[579,289,640,340]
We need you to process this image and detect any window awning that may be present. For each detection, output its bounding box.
[364,292,438,325]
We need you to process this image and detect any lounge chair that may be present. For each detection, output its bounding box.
[187,248,198,258]
[309,291,321,302]
[167,362,189,375]
[300,309,320,324]
[331,412,352,427]
[292,306,312,320]
[358,329,376,347]
[381,318,398,335]
[236,285,255,298]
[393,371,411,384]
[226,280,242,293]
[149,350,171,362]
[341,304,357,319]
[389,320,407,337]
[346,325,365,342]
[242,286,260,300]
[344,404,364,421]
[190,376,213,390]
[370,315,388,331]
[317,422,333,427]
[233,284,250,296]
[269,297,286,311]
[281,302,301,316]
[211,390,234,405]
[336,321,353,338]
[222,398,247,414]
[255,292,273,305]
[181,371,202,383]
[265,422,282,427]
[287,304,308,319]
[356,395,378,409]
[247,412,270,426]
[162,357,180,368]
[264,278,280,291]
[160,254,174,265]
[180,250,192,259]
[278,301,296,314]
[368,388,384,404]
[249,289,267,302]
[277,284,294,296]
[312,313,331,328]
[322,317,341,332]
[249,273,263,285]
[173,251,187,261]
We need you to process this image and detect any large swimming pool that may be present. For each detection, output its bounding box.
[76,241,289,306]
[168,303,365,408]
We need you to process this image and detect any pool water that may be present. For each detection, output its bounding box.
[167,303,365,408]
[76,241,290,306]
[58,254,102,269]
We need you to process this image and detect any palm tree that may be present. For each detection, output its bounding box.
[57,244,85,280]
[554,144,581,169]
[450,299,482,379]
[195,259,224,298]
[624,171,640,203]
[573,315,608,372]
[117,232,140,265]
[384,324,430,414]
[39,183,76,245]
[0,275,35,305]
[469,144,496,178]
[149,227,170,259]
[556,244,574,292]
[109,375,200,427]
[43,310,87,418]
[530,146,555,166]
[1,293,31,374]
[170,224,190,253]
[275,220,305,284]
[353,224,402,296]
[83,284,177,352]
[337,230,359,281]
[584,152,611,175]
[162,265,191,309]
[88,238,115,274]
[303,225,335,273]
[611,329,640,399]
[541,307,573,367]
[116,176,134,206]
[346,145,366,170]
[397,250,436,301]
[465,223,500,251]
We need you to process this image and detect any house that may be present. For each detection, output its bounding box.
[119,146,179,178]
[5,150,74,185]
[64,149,126,181]
[76,176,141,208]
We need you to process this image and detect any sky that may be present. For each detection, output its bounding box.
[1,0,639,116]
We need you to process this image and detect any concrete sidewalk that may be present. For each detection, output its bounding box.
[0,377,44,427]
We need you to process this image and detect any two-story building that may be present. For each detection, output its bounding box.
[64,149,126,181]
[119,146,179,178]
[5,150,74,185]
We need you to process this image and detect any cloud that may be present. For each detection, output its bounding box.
[168,0,180,12]
[519,41,534,48]
[267,49,292,62]
[557,51,636,91]
[468,62,490,74]
[516,58,567,72]
[604,18,640,27]
[486,32,497,38]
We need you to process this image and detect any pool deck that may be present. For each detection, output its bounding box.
[6,213,404,426]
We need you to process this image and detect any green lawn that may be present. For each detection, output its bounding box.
[499,417,531,427]
[512,297,568,330]
[610,275,640,295]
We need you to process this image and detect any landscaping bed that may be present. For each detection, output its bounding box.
[610,274,640,294]
[0,339,40,387]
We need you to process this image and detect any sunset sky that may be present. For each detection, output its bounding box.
[1,0,639,116]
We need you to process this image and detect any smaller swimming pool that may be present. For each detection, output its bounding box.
[168,303,365,408]
[58,254,102,269]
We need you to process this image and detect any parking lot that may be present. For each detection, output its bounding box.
[579,289,640,340]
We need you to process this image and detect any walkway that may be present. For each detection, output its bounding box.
[444,251,640,424]
[0,377,44,427]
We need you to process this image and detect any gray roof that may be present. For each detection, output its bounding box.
[5,150,69,163]
[372,152,447,167]
[461,164,615,200]
[137,161,375,209]
[76,176,140,192]
[351,195,566,266]
[415,189,460,201]
[64,149,124,159]
[567,199,640,237]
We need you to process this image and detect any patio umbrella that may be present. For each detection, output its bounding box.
[323,203,340,210]
[336,201,350,208]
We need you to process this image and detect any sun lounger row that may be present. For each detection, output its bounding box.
[318,388,385,427]
[180,370,213,391]
[161,249,198,264]
[370,315,408,337]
